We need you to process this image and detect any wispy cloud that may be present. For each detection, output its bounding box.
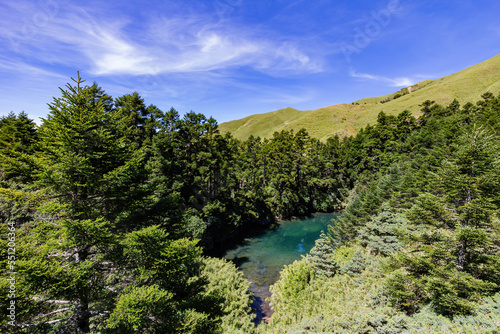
[254,87,315,105]
[349,69,419,87]
[2,0,497,126]
[1,2,322,78]
[0,57,66,79]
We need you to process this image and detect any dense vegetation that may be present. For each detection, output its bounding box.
[0,74,344,333]
[261,93,500,333]
[1,72,499,333]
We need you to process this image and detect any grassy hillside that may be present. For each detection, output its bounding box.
[220,53,500,141]
[218,107,307,139]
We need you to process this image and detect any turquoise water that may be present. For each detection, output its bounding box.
[223,212,339,321]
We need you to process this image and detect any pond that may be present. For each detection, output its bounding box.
[223,212,339,323]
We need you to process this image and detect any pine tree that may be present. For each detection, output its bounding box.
[358,203,406,256]
[21,74,140,332]
[386,128,500,316]
[37,73,121,218]
[307,231,339,278]
[439,127,500,274]
[114,92,164,149]
[0,112,38,181]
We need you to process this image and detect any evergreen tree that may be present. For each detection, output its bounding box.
[386,128,500,316]
[0,112,38,181]
[307,231,339,278]
[18,74,147,332]
[358,203,406,256]
[36,73,147,222]
[17,217,117,333]
[37,73,120,218]
[114,92,164,149]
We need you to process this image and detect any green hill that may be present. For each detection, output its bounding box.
[219,53,500,141]
[218,107,307,140]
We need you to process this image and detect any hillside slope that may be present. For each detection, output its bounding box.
[220,53,500,141]
[218,107,307,140]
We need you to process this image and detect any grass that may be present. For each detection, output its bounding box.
[218,107,307,139]
[219,53,500,141]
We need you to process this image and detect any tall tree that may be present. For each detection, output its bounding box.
[439,128,500,274]
[114,92,164,149]
[307,231,339,278]
[387,128,500,315]
[0,112,38,181]
[22,73,141,332]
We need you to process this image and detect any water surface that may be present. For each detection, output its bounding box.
[223,212,338,322]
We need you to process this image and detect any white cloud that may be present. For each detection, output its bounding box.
[349,69,417,87]
[1,2,321,78]
[257,89,315,105]
[0,57,65,79]
[0,0,327,123]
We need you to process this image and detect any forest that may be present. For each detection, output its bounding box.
[1,74,499,333]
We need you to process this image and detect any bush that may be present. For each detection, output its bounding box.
[358,204,407,256]
[200,257,255,334]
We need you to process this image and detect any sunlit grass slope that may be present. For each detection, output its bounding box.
[219,107,307,139]
[219,53,500,141]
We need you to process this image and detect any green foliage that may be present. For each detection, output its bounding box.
[385,128,500,316]
[9,215,118,333]
[329,242,363,267]
[329,166,404,242]
[0,181,42,226]
[122,226,203,298]
[405,193,449,227]
[404,294,500,333]
[306,231,339,278]
[114,92,164,149]
[0,112,38,181]
[268,259,315,323]
[200,257,256,334]
[108,285,175,333]
[262,256,405,334]
[358,203,407,256]
[116,226,257,334]
[4,72,500,334]
[36,73,143,220]
[340,249,370,276]
[184,214,207,240]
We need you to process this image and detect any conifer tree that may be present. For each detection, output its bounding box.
[358,203,406,256]
[0,112,38,181]
[18,74,139,332]
[387,128,500,315]
[114,92,164,149]
[440,128,500,274]
[37,73,121,218]
[307,231,339,278]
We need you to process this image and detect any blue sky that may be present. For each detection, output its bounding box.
[1,0,499,124]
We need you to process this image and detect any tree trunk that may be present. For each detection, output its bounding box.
[74,248,90,333]
[457,240,466,271]
[457,160,473,271]
[74,298,90,333]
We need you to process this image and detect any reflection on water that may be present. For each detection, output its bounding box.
[298,238,305,253]
[249,282,272,324]
[223,212,338,323]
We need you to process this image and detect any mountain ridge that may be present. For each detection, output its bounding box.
[219,53,500,140]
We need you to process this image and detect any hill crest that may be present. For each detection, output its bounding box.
[219,53,500,141]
